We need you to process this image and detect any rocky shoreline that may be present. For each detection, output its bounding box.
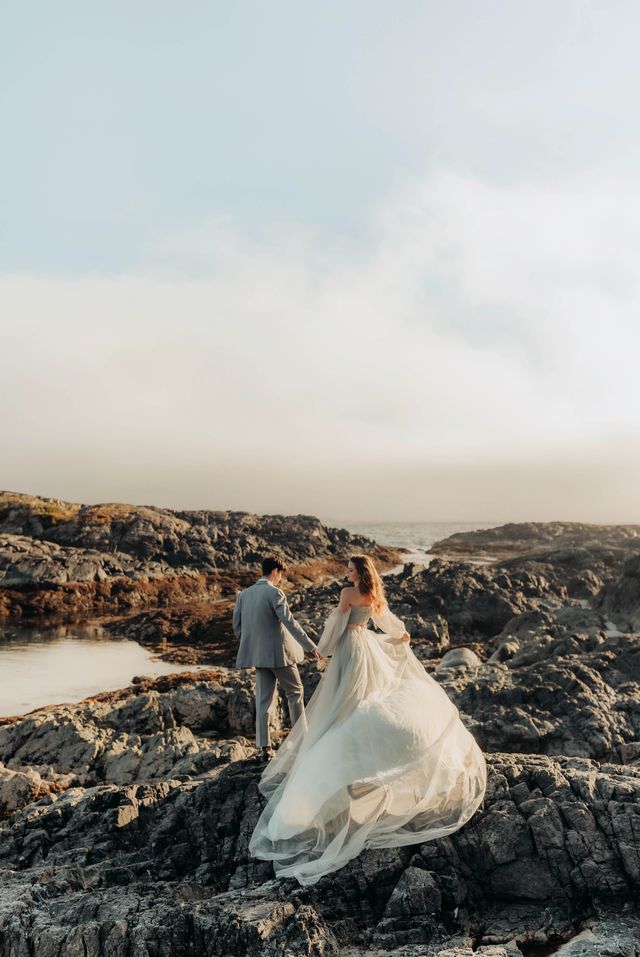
[0,491,402,666]
[1,675,640,955]
[2,497,640,954]
[0,491,403,622]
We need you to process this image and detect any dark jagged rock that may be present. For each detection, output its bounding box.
[429,521,640,562]
[1,730,640,955]
[379,559,569,645]
[441,654,629,760]
[432,615,640,761]
[500,548,618,601]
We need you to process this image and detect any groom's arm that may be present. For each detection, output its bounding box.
[271,588,317,653]
[232,592,243,639]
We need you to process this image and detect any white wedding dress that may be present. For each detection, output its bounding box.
[249,600,487,886]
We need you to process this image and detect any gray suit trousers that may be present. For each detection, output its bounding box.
[254,664,308,748]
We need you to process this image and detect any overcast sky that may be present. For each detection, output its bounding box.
[2,0,640,524]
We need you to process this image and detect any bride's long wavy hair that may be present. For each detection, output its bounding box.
[350,554,386,612]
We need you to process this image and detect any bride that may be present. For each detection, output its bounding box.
[248,554,486,886]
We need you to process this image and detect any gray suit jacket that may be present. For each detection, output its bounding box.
[233,578,317,668]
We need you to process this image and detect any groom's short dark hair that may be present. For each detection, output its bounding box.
[262,555,287,576]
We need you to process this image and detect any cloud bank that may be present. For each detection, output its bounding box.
[2,170,639,522]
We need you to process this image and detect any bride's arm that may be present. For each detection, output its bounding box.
[371,603,410,643]
[316,591,352,657]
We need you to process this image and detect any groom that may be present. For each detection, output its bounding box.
[233,555,322,756]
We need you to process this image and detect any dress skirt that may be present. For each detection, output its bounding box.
[248,609,487,886]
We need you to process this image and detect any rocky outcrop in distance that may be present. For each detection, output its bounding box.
[429,519,640,567]
[0,491,402,619]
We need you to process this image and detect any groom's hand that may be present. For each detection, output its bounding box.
[310,648,324,660]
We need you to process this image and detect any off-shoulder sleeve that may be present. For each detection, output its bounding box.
[316,606,351,657]
[371,603,408,642]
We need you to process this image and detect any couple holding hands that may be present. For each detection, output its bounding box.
[233,552,486,886]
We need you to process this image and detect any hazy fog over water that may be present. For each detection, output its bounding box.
[3,2,640,522]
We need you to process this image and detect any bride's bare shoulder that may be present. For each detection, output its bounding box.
[338,585,355,612]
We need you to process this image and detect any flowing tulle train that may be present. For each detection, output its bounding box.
[249,605,487,886]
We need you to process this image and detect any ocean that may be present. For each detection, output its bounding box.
[337,520,493,564]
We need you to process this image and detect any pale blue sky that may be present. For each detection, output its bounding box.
[4,0,638,273]
[3,1,640,521]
